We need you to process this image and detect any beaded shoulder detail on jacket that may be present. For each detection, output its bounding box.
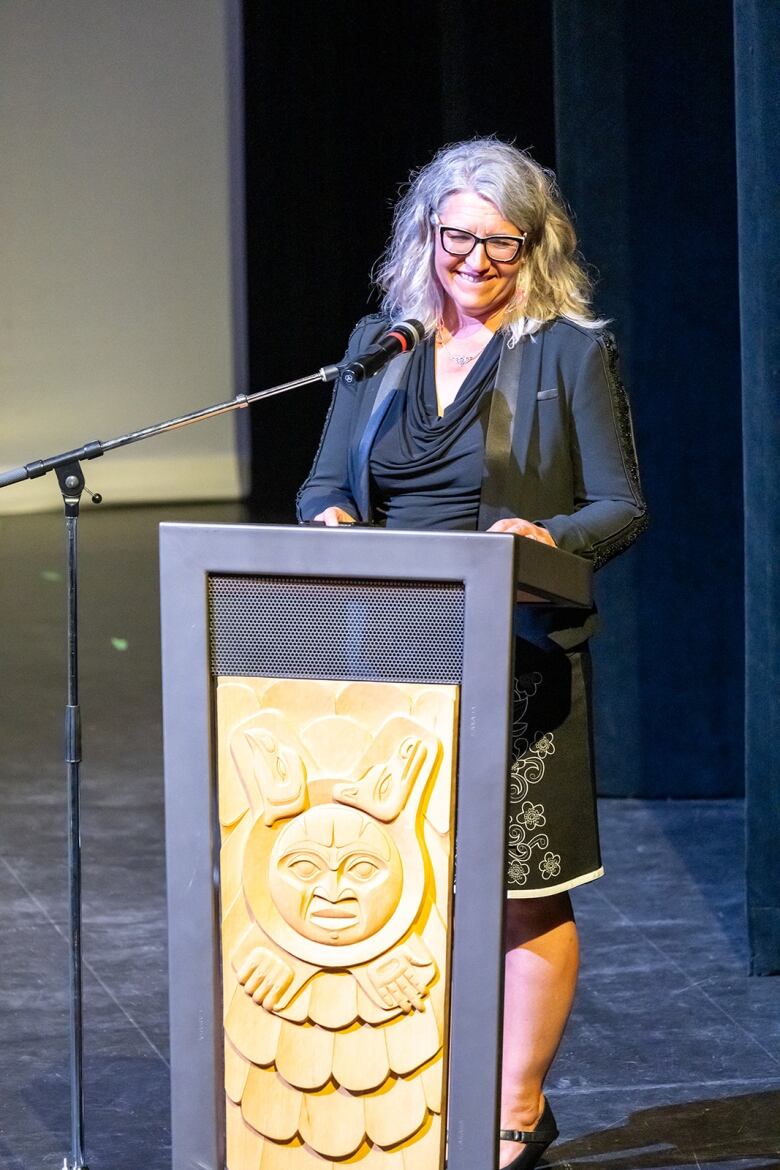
[591,331,648,569]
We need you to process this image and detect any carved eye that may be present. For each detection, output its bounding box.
[286,857,321,881]
[346,858,380,881]
[376,770,393,801]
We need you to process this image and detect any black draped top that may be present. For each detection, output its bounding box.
[369,334,502,531]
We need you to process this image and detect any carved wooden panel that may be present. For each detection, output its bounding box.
[215,677,459,1170]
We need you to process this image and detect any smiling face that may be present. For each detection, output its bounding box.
[268,806,404,945]
[433,190,524,327]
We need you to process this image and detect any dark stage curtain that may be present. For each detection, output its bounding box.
[242,0,554,521]
[734,0,780,975]
[552,0,744,798]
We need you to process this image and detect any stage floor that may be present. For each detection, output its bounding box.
[1,503,778,1170]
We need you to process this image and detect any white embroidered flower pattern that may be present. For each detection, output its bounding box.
[507,860,530,885]
[507,674,559,888]
[520,801,546,830]
[540,852,561,880]
[531,733,555,758]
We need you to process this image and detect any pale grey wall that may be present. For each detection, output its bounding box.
[0,0,247,514]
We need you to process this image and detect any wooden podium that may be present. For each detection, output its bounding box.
[160,523,591,1170]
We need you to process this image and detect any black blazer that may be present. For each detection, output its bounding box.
[298,314,647,647]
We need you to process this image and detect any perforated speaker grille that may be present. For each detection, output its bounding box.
[208,574,464,683]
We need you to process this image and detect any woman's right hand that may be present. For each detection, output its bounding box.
[313,506,357,527]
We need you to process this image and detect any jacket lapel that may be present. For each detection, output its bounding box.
[352,351,412,521]
[478,336,535,530]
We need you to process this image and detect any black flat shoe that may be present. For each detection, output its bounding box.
[499,1097,559,1169]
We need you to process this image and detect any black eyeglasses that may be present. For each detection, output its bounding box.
[433,217,526,263]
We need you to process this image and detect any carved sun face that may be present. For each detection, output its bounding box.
[268,805,403,945]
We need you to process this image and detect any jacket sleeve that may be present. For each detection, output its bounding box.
[541,332,648,568]
[296,315,386,522]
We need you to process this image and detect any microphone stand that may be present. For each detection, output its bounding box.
[0,362,339,1170]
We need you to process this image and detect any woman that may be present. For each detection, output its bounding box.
[297,138,647,1169]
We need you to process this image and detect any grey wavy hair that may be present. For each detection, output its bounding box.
[374,138,602,342]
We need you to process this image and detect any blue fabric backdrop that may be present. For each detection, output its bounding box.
[552,0,744,798]
[734,0,780,975]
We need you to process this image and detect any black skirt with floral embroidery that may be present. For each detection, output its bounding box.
[506,640,603,898]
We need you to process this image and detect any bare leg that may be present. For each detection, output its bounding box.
[498,892,579,1168]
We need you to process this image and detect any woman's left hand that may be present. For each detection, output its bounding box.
[487,517,557,546]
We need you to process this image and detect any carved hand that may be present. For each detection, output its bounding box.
[236,946,294,1010]
[366,936,436,1013]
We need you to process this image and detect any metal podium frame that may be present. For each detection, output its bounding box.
[160,523,592,1170]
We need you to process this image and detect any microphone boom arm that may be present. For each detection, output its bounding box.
[0,364,342,490]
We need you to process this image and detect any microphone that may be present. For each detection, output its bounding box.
[340,320,424,383]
